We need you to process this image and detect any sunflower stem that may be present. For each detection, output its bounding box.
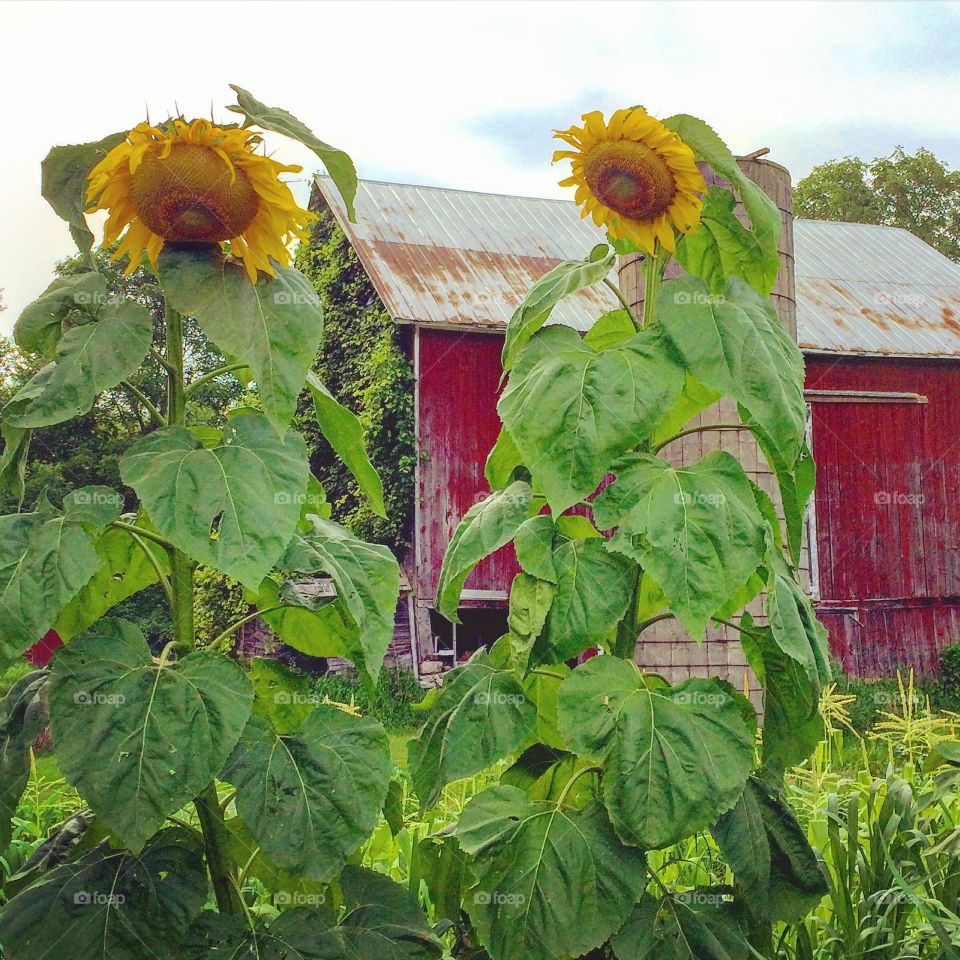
[186,362,249,397]
[603,278,641,332]
[164,299,242,916]
[641,243,663,327]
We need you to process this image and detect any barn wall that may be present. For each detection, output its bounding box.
[807,354,960,675]
[415,327,520,601]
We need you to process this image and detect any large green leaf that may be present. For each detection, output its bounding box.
[54,517,170,642]
[41,132,127,257]
[767,571,831,686]
[183,866,442,959]
[13,271,105,359]
[712,777,828,920]
[499,325,683,514]
[500,744,595,805]
[741,615,826,773]
[0,671,48,854]
[663,114,781,257]
[513,515,557,583]
[435,480,533,621]
[594,451,767,639]
[530,537,635,665]
[484,427,524,490]
[0,423,30,506]
[306,371,385,516]
[650,372,722,448]
[224,708,391,882]
[408,649,535,808]
[456,785,647,960]
[49,619,252,852]
[657,277,806,466]
[120,411,309,589]
[558,659,754,849]
[676,186,780,296]
[279,515,401,683]
[751,421,815,566]
[501,248,616,370]
[0,828,207,960]
[4,299,153,428]
[229,84,358,222]
[611,894,750,960]
[0,506,100,668]
[506,572,555,669]
[159,246,323,433]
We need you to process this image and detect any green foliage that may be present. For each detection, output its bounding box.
[193,565,249,647]
[311,666,428,731]
[934,642,960,712]
[795,147,960,262]
[294,204,415,555]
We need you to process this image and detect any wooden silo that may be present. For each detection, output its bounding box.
[616,158,802,697]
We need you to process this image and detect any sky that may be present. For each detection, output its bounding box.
[1,0,959,329]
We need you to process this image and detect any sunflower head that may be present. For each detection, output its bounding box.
[553,107,706,255]
[86,118,312,282]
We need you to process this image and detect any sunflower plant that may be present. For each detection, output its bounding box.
[410,107,830,959]
[0,87,443,958]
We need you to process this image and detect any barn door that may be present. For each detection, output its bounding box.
[809,392,927,602]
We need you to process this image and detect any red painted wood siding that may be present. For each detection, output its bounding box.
[807,355,960,675]
[416,328,520,600]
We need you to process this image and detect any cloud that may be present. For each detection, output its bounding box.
[1,0,957,330]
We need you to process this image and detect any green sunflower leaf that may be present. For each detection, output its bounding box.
[499,325,683,514]
[159,246,324,434]
[49,619,252,852]
[13,271,106,359]
[4,299,153,428]
[558,659,754,849]
[229,84,358,222]
[223,709,391,882]
[501,250,616,371]
[456,785,647,960]
[120,411,309,589]
[0,827,207,960]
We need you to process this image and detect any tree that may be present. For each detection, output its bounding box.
[795,148,960,261]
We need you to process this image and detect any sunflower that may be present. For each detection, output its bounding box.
[86,118,311,282]
[553,107,706,255]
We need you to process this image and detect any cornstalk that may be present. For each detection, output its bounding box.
[164,302,243,916]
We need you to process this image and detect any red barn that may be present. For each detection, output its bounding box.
[315,177,960,681]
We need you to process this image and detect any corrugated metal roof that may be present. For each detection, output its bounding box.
[794,220,960,356]
[315,178,618,331]
[317,177,960,357]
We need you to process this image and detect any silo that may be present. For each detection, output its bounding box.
[617,157,802,701]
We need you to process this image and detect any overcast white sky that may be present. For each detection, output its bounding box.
[2,0,958,329]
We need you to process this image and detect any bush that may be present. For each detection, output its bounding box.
[0,661,33,700]
[312,666,427,731]
[933,641,960,712]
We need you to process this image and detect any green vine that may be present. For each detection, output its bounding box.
[294,201,416,557]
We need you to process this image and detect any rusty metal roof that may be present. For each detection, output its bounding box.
[794,220,960,357]
[316,177,960,357]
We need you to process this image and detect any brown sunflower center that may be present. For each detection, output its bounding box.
[129,142,260,242]
[582,139,677,221]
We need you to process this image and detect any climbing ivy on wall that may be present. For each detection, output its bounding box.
[294,198,416,557]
